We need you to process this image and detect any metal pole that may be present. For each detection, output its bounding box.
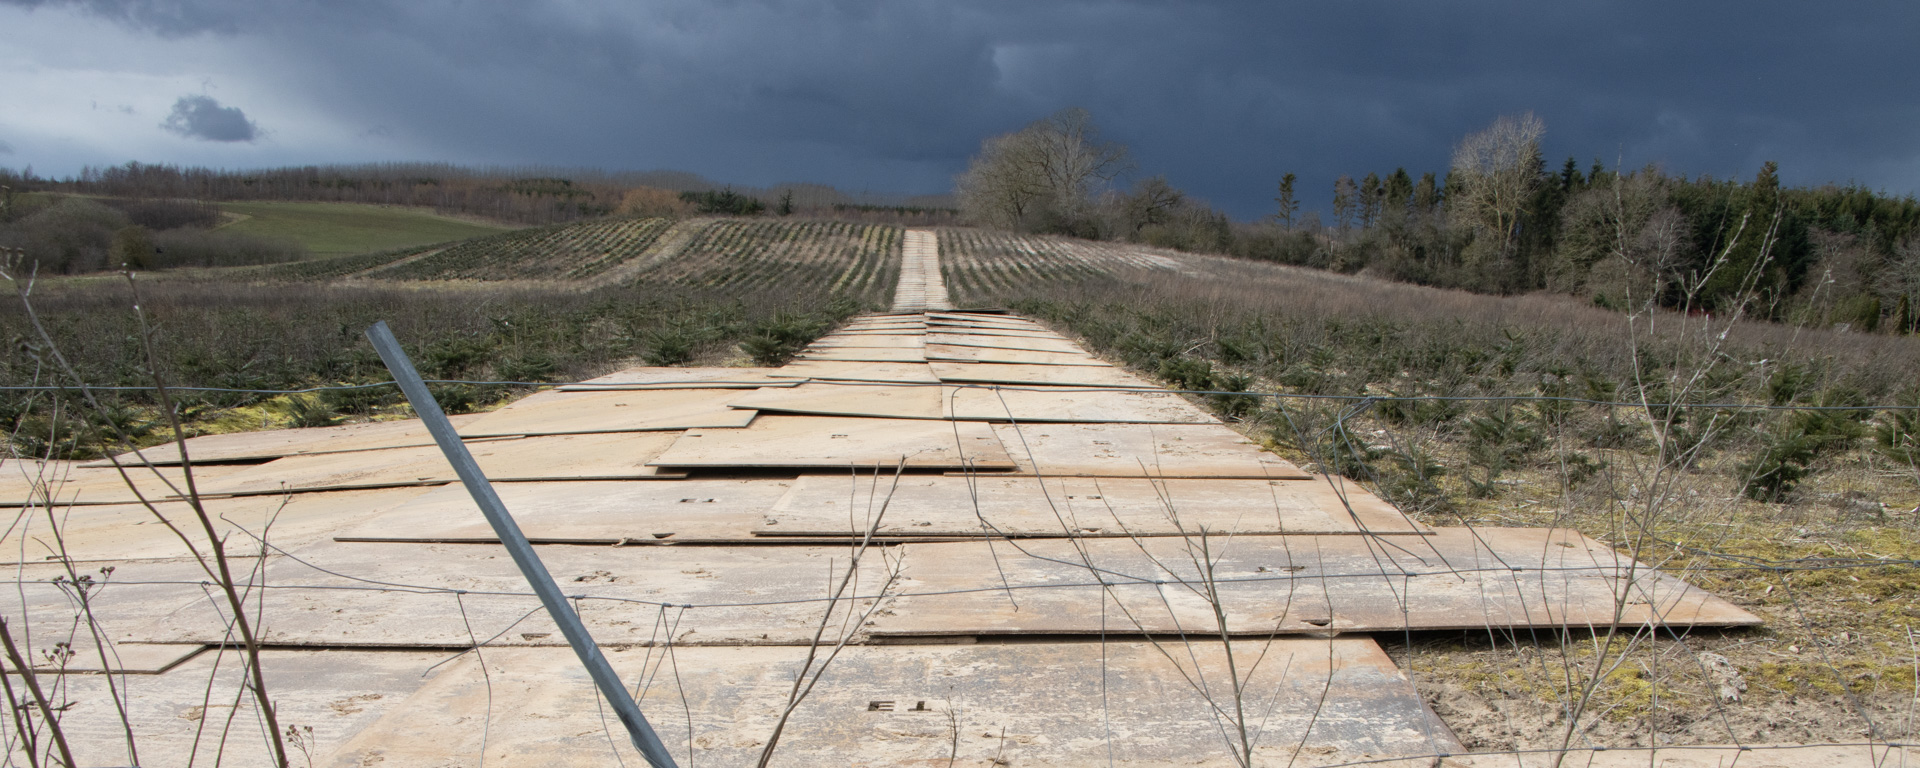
[366,321,679,768]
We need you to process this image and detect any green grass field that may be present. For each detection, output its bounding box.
[217,201,514,256]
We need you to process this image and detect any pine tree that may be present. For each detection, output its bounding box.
[1359,172,1382,227]
[1862,296,1883,333]
[1414,172,1440,215]
[1384,168,1414,216]
[1274,173,1299,228]
[1899,294,1914,334]
[1560,157,1584,191]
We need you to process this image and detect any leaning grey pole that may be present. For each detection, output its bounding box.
[366,321,679,768]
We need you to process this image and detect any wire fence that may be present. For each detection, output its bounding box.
[5,378,1919,411]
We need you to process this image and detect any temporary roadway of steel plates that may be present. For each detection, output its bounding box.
[5,228,1843,767]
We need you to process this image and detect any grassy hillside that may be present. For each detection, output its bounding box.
[218,201,514,256]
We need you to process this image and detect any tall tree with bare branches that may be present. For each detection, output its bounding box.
[956,107,1129,234]
[1450,112,1546,261]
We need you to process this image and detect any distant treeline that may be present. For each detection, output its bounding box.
[1236,158,1920,333]
[0,189,307,274]
[958,110,1920,335]
[4,163,957,227]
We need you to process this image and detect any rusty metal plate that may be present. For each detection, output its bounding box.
[991,422,1312,479]
[760,474,1426,537]
[327,640,1457,767]
[871,527,1761,638]
[923,334,1083,353]
[194,432,685,496]
[795,347,931,363]
[948,385,1218,424]
[767,361,942,384]
[79,415,488,467]
[649,416,1015,471]
[727,384,948,420]
[560,366,801,391]
[31,648,441,768]
[931,362,1157,388]
[925,345,1109,366]
[134,540,897,647]
[4,642,201,675]
[336,478,795,543]
[1,486,434,564]
[2,461,256,507]
[457,388,756,437]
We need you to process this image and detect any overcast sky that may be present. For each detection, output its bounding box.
[2,0,1915,218]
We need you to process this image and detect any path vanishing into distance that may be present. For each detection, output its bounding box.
[1,230,1800,766]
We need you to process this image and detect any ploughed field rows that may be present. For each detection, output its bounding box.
[260,243,446,280]
[257,217,903,308]
[640,219,901,306]
[937,227,1189,304]
[368,216,676,280]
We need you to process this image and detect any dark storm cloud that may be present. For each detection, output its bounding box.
[161,95,259,142]
[9,0,1918,216]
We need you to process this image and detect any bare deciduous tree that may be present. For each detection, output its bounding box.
[1331,175,1356,231]
[1552,168,1690,299]
[956,107,1129,233]
[1451,112,1546,258]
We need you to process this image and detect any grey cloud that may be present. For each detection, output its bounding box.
[0,140,13,155]
[161,95,258,142]
[10,0,1920,215]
